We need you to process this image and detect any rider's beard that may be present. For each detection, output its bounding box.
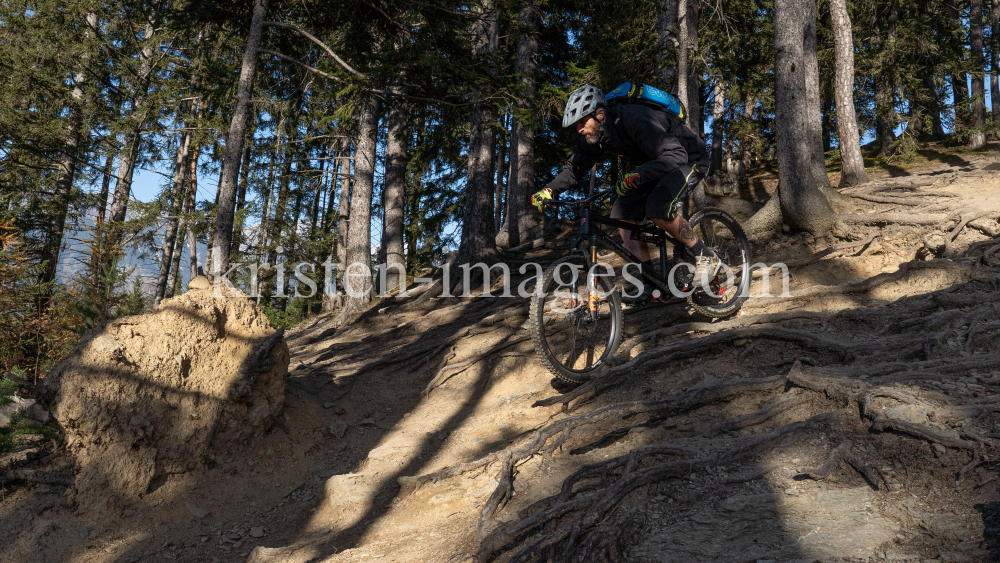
[584,128,601,145]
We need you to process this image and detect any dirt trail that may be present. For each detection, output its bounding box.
[3,153,1000,563]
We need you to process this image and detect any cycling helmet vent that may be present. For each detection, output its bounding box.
[563,85,606,128]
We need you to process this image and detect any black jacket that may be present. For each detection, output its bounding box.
[545,103,709,195]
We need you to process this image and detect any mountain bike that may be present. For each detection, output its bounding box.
[528,188,752,383]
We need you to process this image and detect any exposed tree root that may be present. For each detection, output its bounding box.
[406,374,791,495]
[841,212,954,226]
[475,411,842,563]
[800,440,885,490]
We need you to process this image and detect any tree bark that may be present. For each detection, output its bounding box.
[683,0,701,135]
[951,0,970,138]
[771,0,835,236]
[875,0,898,157]
[336,143,351,268]
[740,95,756,180]
[187,143,201,281]
[677,0,689,120]
[233,114,255,257]
[382,105,407,294]
[154,126,192,306]
[212,0,268,278]
[338,96,378,320]
[498,1,540,249]
[830,0,869,187]
[969,0,987,148]
[495,113,506,233]
[96,151,115,226]
[455,0,500,290]
[40,42,87,289]
[711,80,724,174]
[656,0,679,91]
[803,0,831,190]
[992,0,999,118]
[108,16,158,227]
[923,75,947,139]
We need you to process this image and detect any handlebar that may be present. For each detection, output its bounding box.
[544,188,614,210]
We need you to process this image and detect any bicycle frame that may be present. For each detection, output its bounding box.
[554,190,694,299]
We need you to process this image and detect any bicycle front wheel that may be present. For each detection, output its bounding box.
[685,208,752,318]
[529,255,623,383]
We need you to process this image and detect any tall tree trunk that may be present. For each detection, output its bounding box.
[455,0,499,285]
[969,0,987,148]
[923,75,947,139]
[40,11,98,291]
[656,0,679,91]
[803,0,831,191]
[382,106,407,294]
[499,1,540,249]
[310,142,328,239]
[831,0,869,187]
[96,151,115,225]
[336,144,351,268]
[212,0,267,278]
[154,126,192,306]
[495,112,506,233]
[951,0,970,139]
[338,96,378,319]
[677,0,689,117]
[740,95,756,186]
[992,0,999,119]
[875,0,898,157]
[769,0,835,236]
[187,143,201,281]
[233,114,255,257]
[108,16,157,227]
[683,0,701,135]
[711,80,724,174]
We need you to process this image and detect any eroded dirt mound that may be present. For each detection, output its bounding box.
[48,281,288,513]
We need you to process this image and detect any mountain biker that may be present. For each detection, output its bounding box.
[531,84,718,300]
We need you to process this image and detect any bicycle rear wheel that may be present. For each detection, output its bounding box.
[684,208,752,318]
[529,255,623,383]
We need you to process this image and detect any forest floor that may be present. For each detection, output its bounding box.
[4,146,1000,563]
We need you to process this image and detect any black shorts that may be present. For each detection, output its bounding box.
[610,165,703,221]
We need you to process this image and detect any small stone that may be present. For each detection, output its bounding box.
[79,527,90,538]
[334,407,346,416]
[186,502,208,519]
[329,420,348,438]
[232,540,243,549]
[733,338,747,346]
[932,443,946,456]
[783,487,800,496]
[249,527,265,538]
[358,418,377,427]
[322,402,336,409]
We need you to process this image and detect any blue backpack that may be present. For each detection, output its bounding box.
[605,82,686,121]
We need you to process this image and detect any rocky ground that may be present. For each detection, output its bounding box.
[3,148,1000,563]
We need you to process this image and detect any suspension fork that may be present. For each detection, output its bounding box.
[578,207,599,320]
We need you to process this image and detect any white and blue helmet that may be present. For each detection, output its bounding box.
[562,85,606,128]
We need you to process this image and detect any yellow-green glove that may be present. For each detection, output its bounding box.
[616,171,642,196]
[531,188,553,211]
